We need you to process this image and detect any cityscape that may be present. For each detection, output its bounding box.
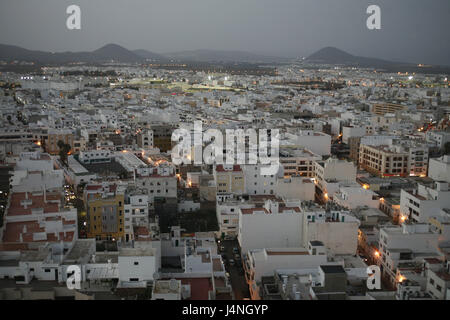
[0,0,449,307]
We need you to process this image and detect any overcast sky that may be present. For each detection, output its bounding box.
[0,0,449,65]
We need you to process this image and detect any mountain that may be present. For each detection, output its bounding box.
[91,44,143,63]
[0,43,284,65]
[306,47,408,68]
[0,43,145,64]
[133,49,166,61]
[164,49,286,64]
[0,43,56,63]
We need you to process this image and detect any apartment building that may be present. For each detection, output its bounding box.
[279,147,321,178]
[348,136,361,164]
[359,144,409,177]
[428,155,450,183]
[314,158,357,202]
[372,103,406,116]
[84,183,126,241]
[333,185,380,209]
[216,194,278,239]
[150,124,176,152]
[243,164,278,196]
[238,199,308,255]
[426,131,450,150]
[275,176,315,201]
[0,128,34,144]
[134,164,177,207]
[123,188,149,243]
[245,245,328,300]
[45,129,74,155]
[377,224,440,288]
[137,129,154,150]
[214,164,245,195]
[78,150,112,165]
[286,130,331,156]
[425,260,450,300]
[400,181,450,223]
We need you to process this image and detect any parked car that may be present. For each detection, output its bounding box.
[220,245,225,252]
[229,259,235,266]
[234,253,241,261]
[232,247,239,254]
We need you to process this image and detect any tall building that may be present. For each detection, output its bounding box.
[137,129,154,149]
[84,183,126,241]
[359,142,428,178]
[45,129,74,155]
[359,144,409,177]
[150,124,176,152]
[372,103,406,116]
[214,164,245,195]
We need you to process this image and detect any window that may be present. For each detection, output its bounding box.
[134,262,139,265]
[44,269,51,273]
[436,285,442,292]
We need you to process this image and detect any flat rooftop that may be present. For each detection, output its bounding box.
[119,247,155,257]
[320,265,346,274]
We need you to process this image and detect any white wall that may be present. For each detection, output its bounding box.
[118,255,156,282]
[238,212,307,255]
[307,221,359,255]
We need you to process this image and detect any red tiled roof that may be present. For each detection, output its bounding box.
[135,226,150,236]
[7,192,61,216]
[424,258,442,264]
[0,243,33,251]
[215,164,242,172]
[2,220,75,243]
[177,278,213,300]
[85,185,102,191]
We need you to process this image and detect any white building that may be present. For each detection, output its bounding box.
[79,150,112,165]
[428,155,450,183]
[286,131,331,156]
[118,247,157,283]
[400,181,450,223]
[275,176,315,201]
[245,246,329,300]
[333,185,380,209]
[426,131,450,149]
[314,158,357,201]
[243,164,278,196]
[378,224,440,287]
[238,200,307,255]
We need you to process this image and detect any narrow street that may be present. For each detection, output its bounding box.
[219,239,250,300]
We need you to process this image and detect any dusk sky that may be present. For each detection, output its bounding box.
[1,0,449,65]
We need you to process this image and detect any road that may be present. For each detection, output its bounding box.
[219,239,250,300]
